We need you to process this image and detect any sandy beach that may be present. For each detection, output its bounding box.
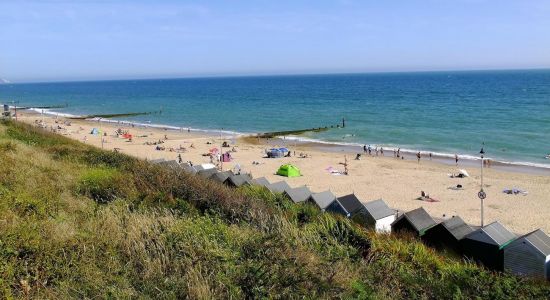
[16,112,550,234]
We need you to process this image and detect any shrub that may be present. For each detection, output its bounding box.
[76,168,133,203]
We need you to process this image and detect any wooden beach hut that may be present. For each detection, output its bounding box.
[251,177,270,187]
[422,216,473,253]
[283,186,312,203]
[197,168,218,178]
[149,158,166,164]
[391,207,437,237]
[326,194,369,226]
[224,174,252,187]
[363,199,396,233]
[181,163,198,174]
[307,190,337,211]
[209,170,233,183]
[503,229,550,280]
[461,221,516,271]
[267,181,292,194]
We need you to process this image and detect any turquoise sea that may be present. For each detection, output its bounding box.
[1,70,549,169]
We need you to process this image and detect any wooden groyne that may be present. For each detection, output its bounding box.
[19,104,68,110]
[68,111,161,120]
[256,118,346,138]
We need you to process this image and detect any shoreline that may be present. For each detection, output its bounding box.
[24,107,550,176]
[9,109,550,235]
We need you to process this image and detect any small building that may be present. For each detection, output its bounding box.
[504,229,550,280]
[307,190,337,211]
[461,221,516,271]
[267,181,292,194]
[391,207,436,237]
[209,171,234,183]
[149,158,166,164]
[326,194,369,226]
[363,199,396,233]
[224,174,252,187]
[181,163,197,174]
[283,186,312,203]
[197,168,218,178]
[422,216,474,253]
[251,177,270,188]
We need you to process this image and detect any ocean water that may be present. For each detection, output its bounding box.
[1,70,550,168]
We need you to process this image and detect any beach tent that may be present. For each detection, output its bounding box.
[307,191,337,211]
[327,194,370,226]
[391,207,437,237]
[363,199,396,233]
[251,177,270,188]
[503,229,550,280]
[278,148,289,153]
[267,181,292,194]
[461,221,516,271]
[276,164,301,177]
[221,152,232,162]
[422,216,474,253]
[283,186,312,203]
[209,170,234,183]
[224,174,253,187]
[90,128,99,135]
[458,169,470,177]
[267,148,284,158]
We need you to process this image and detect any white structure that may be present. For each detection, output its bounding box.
[363,199,396,233]
[504,229,550,280]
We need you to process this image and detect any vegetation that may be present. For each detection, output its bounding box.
[0,120,548,299]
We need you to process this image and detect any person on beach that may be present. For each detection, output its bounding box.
[397,148,401,158]
[429,153,432,160]
[363,144,367,153]
[455,154,459,167]
[177,154,182,163]
[393,149,397,158]
[380,148,384,156]
[417,152,421,163]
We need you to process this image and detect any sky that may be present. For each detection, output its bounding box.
[1,0,550,82]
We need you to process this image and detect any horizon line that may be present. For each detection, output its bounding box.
[3,67,550,85]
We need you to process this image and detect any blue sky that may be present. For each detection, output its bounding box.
[1,0,550,82]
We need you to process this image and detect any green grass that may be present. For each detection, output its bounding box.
[0,120,549,299]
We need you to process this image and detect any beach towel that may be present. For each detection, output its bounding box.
[502,188,528,195]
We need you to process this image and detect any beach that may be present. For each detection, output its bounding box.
[16,111,550,234]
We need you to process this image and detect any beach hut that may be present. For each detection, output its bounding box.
[391,207,437,237]
[224,174,252,187]
[276,164,301,177]
[181,163,197,174]
[461,221,516,271]
[209,170,234,183]
[283,186,312,203]
[197,168,218,178]
[503,229,550,279]
[363,199,396,233]
[149,158,166,164]
[422,216,474,253]
[157,160,181,170]
[251,177,270,187]
[307,190,337,211]
[326,194,369,226]
[194,163,216,172]
[267,181,292,194]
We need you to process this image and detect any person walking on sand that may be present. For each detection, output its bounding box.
[397,148,401,158]
[177,154,182,163]
[455,154,459,167]
[429,153,432,160]
[417,152,421,163]
[363,144,367,153]
[380,148,384,156]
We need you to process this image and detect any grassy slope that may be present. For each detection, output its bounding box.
[0,120,548,299]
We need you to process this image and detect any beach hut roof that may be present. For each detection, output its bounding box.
[181,164,197,174]
[465,221,516,247]
[336,194,364,214]
[267,181,292,194]
[209,171,233,183]
[158,160,182,170]
[363,199,395,220]
[194,163,216,171]
[197,168,218,178]
[440,216,474,241]
[150,158,166,164]
[251,177,270,187]
[284,186,312,203]
[225,174,252,187]
[396,207,437,232]
[516,229,550,256]
[308,191,337,210]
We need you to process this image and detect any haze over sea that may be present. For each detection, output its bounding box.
[1,69,549,169]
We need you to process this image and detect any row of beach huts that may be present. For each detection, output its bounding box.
[152,158,550,281]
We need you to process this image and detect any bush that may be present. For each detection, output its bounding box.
[76,168,133,203]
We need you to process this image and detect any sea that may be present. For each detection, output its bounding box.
[1,69,550,171]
